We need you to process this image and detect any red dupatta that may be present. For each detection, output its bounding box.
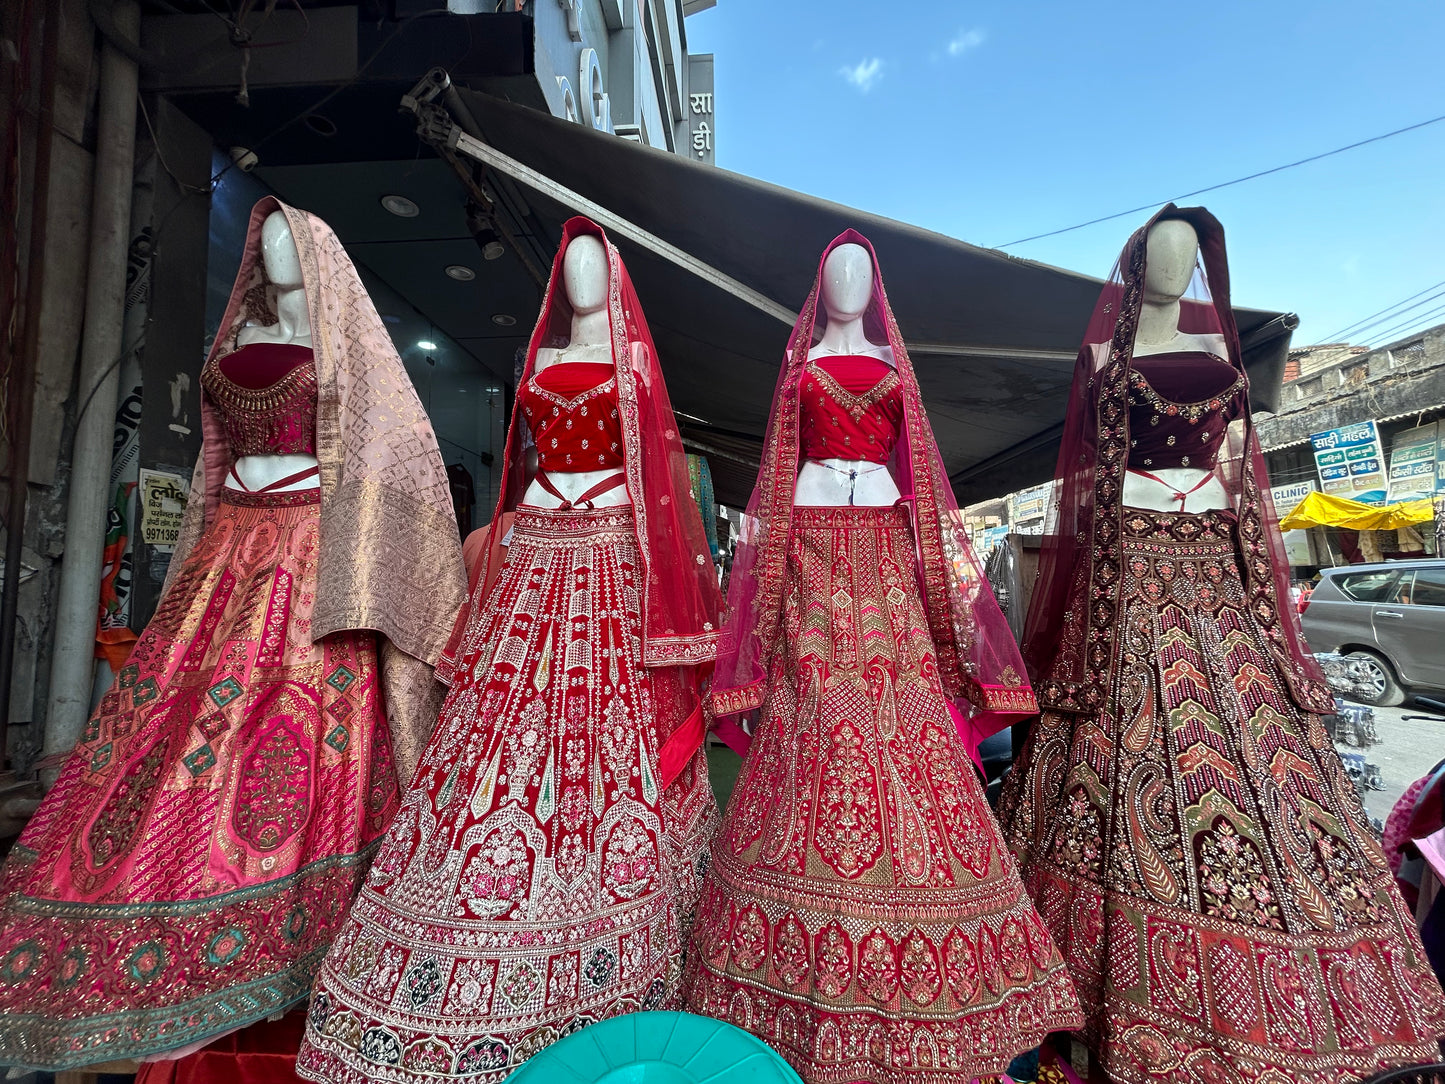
[711,229,1038,752]
[441,217,721,782]
[1022,205,1333,716]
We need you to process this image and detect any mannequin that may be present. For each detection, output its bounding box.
[1121,218,1231,514]
[228,210,319,493]
[524,233,629,509]
[795,243,902,506]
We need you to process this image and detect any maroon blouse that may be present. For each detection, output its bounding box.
[1126,351,1245,470]
[201,342,318,457]
[519,361,624,472]
[799,355,903,464]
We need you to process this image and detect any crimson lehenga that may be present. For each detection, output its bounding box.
[684,230,1082,1084]
[296,217,723,1084]
[997,205,1445,1081]
[0,198,466,1071]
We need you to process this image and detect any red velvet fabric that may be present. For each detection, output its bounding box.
[202,343,318,457]
[798,354,903,464]
[217,342,313,388]
[518,361,624,472]
[1127,351,1245,470]
[134,1013,307,1084]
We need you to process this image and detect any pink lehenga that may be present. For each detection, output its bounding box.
[997,205,1445,1081]
[684,230,1082,1084]
[0,199,466,1071]
[296,217,724,1084]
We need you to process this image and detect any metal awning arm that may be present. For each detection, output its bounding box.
[412,95,798,327]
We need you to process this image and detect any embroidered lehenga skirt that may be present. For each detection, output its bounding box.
[296,505,719,1084]
[997,509,1445,1083]
[685,505,1082,1084]
[0,488,399,1070]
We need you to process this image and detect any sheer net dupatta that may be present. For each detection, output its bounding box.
[710,228,1037,754]
[169,196,468,783]
[1022,204,1332,716]
[441,215,723,785]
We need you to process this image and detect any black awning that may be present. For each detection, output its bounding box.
[456,91,1295,506]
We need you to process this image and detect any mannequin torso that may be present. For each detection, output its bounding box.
[227,211,319,493]
[1121,219,1232,514]
[795,243,902,507]
[523,234,630,509]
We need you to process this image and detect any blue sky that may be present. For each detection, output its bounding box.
[686,1,1445,348]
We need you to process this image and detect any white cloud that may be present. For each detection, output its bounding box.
[839,57,884,93]
[946,28,985,56]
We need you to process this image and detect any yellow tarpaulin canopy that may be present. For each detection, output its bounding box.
[1278,491,1436,531]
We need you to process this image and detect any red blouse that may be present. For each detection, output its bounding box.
[1127,351,1245,470]
[201,342,318,457]
[799,355,903,464]
[519,362,624,472]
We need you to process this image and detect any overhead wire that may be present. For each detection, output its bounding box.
[996,111,1445,249]
[1361,301,1445,347]
[1330,288,1445,345]
[1320,279,1445,343]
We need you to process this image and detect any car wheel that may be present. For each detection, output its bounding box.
[1344,650,1406,707]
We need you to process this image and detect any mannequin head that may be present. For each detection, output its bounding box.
[561,234,608,316]
[1143,217,1198,303]
[260,210,303,290]
[819,243,873,322]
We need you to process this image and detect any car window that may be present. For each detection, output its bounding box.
[1334,570,1399,602]
[1408,568,1445,607]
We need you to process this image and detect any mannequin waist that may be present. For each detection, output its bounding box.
[795,458,901,507]
[1123,467,1231,514]
[521,466,632,509]
[227,453,321,493]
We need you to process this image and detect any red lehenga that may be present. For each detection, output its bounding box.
[997,205,1445,1082]
[296,218,723,1084]
[0,199,466,1072]
[685,230,1082,1084]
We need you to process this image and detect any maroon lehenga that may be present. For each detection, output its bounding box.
[0,199,465,1071]
[297,218,723,1084]
[686,231,1082,1084]
[997,205,1445,1082]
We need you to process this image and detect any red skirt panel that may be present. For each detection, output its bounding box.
[685,505,1082,1084]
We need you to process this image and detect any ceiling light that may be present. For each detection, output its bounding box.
[417,340,438,351]
[481,240,506,261]
[445,264,476,282]
[491,314,517,327]
[381,194,420,218]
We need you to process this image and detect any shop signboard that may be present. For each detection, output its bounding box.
[1009,482,1053,533]
[1386,422,1440,502]
[1309,420,1386,504]
[1269,479,1316,567]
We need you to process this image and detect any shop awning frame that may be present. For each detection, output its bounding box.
[402,70,1299,507]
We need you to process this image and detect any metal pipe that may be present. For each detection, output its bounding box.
[42,0,140,760]
[0,0,63,764]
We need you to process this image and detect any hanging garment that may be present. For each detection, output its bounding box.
[998,204,1445,1082]
[296,217,724,1084]
[686,229,1081,1084]
[0,198,465,1072]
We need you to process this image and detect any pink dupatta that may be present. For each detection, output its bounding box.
[170,197,467,783]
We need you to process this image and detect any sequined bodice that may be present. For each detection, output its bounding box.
[798,355,903,464]
[519,362,624,472]
[1127,352,1245,470]
[201,342,318,457]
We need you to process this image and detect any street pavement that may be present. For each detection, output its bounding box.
[1341,699,1445,825]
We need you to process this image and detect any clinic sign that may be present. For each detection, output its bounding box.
[1309,420,1386,504]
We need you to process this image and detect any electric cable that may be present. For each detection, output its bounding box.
[1320,278,1445,343]
[997,111,1445,249]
